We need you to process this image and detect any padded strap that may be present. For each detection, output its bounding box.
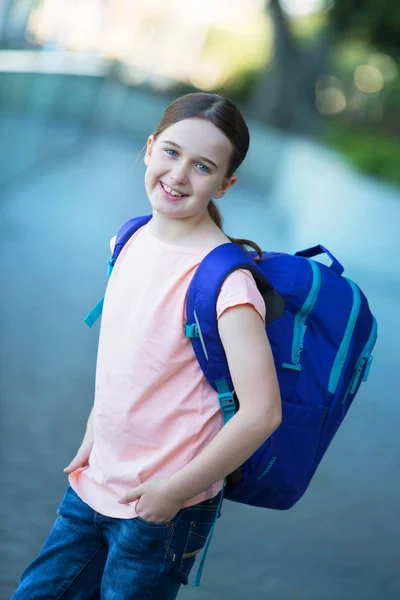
[185,243,272,390]
[84,215,152,328]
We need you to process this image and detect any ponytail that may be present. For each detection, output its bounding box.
[208,200,262,262]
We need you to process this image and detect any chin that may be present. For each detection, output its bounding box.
[150,199,184,218]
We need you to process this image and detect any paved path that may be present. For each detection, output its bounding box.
[0,115,399,599]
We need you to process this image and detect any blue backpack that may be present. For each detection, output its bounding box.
[86,214,377,511]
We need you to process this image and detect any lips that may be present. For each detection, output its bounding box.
[160,181,189,199]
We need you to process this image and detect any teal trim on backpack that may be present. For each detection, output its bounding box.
[283,259,321,371]
[193,378,233,587]
[329,279,361,394]
[342,316,378,403]
[257,456,277,480]
[185,323,199,338]
[292,259,321,365]
[84,298,104,328]
[281,362,302,371]
[84,261,114,328]
[215,379,236,425]
[194,483,225,587]
[362,355,374,383]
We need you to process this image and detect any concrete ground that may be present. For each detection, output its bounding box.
[0,114,399,600]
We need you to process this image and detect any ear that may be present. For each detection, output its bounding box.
[144,135,155,166]
[213,175,238,199]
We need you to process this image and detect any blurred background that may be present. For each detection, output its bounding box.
[0,1,399,599]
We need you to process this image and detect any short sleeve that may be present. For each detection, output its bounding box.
[216,269,266,323]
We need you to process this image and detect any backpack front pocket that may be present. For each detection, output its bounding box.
[242,401,328,508]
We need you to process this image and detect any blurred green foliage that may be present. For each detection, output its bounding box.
[322,123,400,187]
[298,0,400,187]
[329,0,400,58]
[324,0,400,187]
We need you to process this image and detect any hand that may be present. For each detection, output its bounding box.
[63,438,94,474]
[118,479,183,523]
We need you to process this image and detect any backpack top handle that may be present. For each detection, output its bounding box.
[295,245,344,276]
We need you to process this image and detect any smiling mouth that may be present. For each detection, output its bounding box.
[160,181,189,198]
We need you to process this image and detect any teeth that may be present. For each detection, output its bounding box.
[162,183,184,197]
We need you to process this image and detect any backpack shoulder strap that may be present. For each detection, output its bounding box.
[84,214,152,327]
[188,243,273,587]
[185,242,272,395]
[109,214,152,274]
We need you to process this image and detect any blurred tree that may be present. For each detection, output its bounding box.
[249,0,400,134]
[249,0,330,134]
[329,0,400,58]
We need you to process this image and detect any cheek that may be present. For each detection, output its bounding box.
[198,178,220,198]
[149,156,170,178]
[145,164,160,187]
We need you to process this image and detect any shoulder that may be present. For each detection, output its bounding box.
[109,224,148,255]
[217,268,266,323]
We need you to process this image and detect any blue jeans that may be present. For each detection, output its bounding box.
[12,485,222,599]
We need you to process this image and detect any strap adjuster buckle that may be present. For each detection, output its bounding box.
[185,323,199,338]
[218,392,235,413]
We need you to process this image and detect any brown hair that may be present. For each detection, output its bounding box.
[152,93,262,260]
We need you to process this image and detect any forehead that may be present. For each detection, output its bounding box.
[158,118,233,162]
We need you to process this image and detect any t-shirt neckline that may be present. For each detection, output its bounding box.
[145,222,220,255]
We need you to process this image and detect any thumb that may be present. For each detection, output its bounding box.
[118,485,143,504]
[63,456,82,473]
[63,448,90,473]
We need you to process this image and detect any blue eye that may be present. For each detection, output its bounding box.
[164,148,209,173]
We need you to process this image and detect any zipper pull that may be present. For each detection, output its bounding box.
[294,343,304,364]
[294,324,307,365]
[349,359,365,395]
[363,355,373,383]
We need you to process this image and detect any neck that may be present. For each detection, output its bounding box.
[150,209,219,245]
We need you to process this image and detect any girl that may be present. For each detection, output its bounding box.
[12,93,282,599]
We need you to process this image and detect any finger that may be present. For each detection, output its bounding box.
[118,487,142,504]
[63,455,87,473]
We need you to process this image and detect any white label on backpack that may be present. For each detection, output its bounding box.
[194,310,209,360]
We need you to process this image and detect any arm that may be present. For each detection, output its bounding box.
[118,304,282,518]
[167,303,282,502]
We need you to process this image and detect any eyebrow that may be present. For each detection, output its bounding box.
[162,140,219,170]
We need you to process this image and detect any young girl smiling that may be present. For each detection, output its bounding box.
[13,93,281,599]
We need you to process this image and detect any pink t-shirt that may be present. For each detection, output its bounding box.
[70,223,265,518]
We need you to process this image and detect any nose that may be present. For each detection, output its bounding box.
[170,161,189,186]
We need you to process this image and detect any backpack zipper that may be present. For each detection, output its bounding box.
[342,316,377,403]
[282,259,321,371]
[328,279,361,394]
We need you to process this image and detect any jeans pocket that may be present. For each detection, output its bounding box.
[167,493,222,584]
[135,515,173,528]
[178,520,214,584]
